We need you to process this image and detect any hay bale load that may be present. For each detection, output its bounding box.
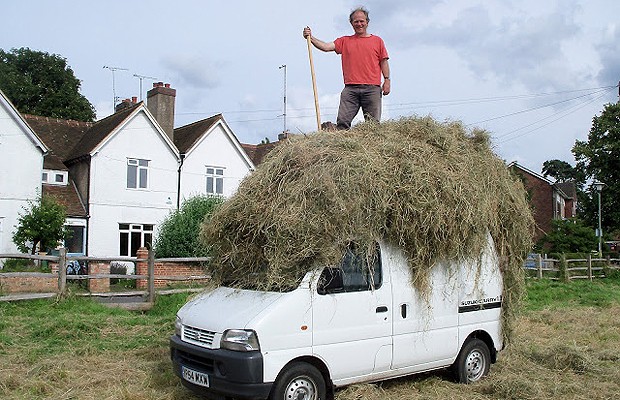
[201,116,534,340]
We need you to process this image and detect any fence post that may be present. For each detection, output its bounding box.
[560,254,569,282]
[537,254,543,279]
[587,253,592,282]
[58,247,67,297]
[147,248,155,304]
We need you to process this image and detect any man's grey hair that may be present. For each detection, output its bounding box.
[349,6,369,23]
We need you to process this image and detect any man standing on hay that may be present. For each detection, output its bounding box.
[303,6,390,130]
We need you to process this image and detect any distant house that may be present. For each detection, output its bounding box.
[12,83,255,259]
[174,114,255,204]
[508,162,577,242]
[0,90,48,258]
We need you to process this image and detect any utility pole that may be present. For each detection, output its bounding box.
[103,66,128,108]
[133,73,159,101]
[279,64,287,134]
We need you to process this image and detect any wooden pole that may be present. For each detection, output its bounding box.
[307,36,321,131]
[58,247,67,297]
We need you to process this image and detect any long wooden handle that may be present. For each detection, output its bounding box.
[307,35,321,131]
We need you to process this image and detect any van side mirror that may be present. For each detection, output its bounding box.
[318,267,344,295]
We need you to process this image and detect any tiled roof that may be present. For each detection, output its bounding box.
[66,102,142,163]
[42,182,87,218]
[174,114,222,154]
[241,141,280,166]
[555,181,577,199]
[23,114,92,170]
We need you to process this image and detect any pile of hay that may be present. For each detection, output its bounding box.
[201,117,534,341]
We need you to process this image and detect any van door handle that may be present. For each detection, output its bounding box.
[376,306,388,313]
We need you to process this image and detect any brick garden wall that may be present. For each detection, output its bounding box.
[135,248,209,289]
[0,273,57,294]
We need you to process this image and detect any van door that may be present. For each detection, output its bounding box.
[387,244,459,371]
[312,243,392,382]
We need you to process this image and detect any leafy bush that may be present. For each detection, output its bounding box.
[153,195,223,258]
[12,195,67,254]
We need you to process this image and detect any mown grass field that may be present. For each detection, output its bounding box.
[1,278,619,400]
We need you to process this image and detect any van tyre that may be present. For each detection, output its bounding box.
[454,338,491,383]
[270,362,326,400]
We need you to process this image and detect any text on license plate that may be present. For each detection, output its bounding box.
[182,366,210,387]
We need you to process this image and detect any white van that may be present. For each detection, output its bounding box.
[170,237,504,400]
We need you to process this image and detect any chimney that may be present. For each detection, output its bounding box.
[147,82,176,141]
[115,97,138,113]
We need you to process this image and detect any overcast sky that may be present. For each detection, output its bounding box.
[3,0,619,174]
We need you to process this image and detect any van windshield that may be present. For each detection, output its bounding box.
[221,270,304,293]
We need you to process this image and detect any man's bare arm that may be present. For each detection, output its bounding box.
[380,58,391,95]
[303,26,336,52]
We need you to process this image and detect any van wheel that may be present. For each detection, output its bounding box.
[270,362,326,400]
[454,339,491,383]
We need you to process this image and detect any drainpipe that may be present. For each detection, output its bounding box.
[177,154,185,210]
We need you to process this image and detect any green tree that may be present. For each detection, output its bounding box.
[573,102,620,235]
[541,159,584,184]
[0,47,96,122]
[153,195,224,258]
[12,195,68,254]
[538,218,597,254]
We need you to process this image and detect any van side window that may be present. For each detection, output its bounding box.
[318,243,382,294]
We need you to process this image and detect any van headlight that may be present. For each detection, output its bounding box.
[175,316,182,337]
[220,329,260,352]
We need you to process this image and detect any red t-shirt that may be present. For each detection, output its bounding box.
[334,34,389,86]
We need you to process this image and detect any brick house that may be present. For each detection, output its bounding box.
[508,162,577,243]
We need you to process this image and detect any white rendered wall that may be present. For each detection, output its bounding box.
[0,102,44,255]
[86,112,178,256]
[180,123,252,201]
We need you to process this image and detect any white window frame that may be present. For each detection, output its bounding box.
[64,218,87,255]
[206,166,225,195]
[42,169,68,185]
[127,158,150,189]
[119,223,154,257]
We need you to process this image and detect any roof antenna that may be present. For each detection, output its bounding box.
[279,65,287,135]
[103,66,128,108]
[133,73,159,101]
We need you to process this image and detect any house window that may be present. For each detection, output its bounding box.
[127,158,149,189]
[206,166,224,195]
[119,224,153,257]
[42,169,68,185]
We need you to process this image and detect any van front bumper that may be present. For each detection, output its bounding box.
[170,334,272,399]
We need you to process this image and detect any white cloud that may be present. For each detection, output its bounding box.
[161,54,221,89]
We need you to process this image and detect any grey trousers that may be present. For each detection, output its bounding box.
[336,84,382,130]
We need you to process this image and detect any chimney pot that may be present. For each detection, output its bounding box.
[132,96,137,103]
[164,83,170,88]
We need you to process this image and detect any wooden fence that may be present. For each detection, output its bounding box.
[524,253,620,282]
[0,248,211,307]
[3,250,619,305]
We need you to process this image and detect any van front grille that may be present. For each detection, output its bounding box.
[183,325,216,348]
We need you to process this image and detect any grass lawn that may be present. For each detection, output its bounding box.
[1,278,619,399]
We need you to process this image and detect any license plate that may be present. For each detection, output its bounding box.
[182,366,210,387]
